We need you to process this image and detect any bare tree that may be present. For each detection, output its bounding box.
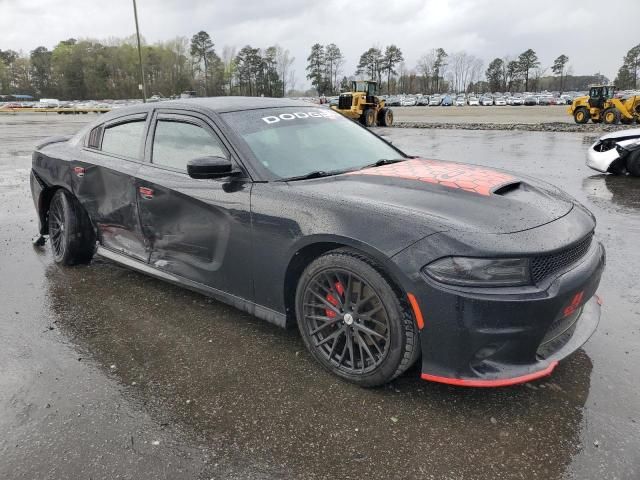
[275,45,294,97]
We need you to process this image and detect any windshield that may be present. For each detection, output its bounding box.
[221,107,403,179]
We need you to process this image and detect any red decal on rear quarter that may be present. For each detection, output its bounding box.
[348,159,516,196]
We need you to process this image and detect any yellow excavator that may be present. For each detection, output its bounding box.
[568,85,640,125]
[331,80,393,127]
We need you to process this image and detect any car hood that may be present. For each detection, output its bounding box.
[290,158,574,234]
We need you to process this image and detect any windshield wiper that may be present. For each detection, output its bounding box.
[358,158,406,170]
[282,170,343,182]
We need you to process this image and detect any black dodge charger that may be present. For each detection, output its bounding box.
[30,97,605,387]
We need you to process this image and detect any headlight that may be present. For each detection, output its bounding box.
[423,257,531,287]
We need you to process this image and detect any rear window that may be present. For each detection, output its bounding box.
[101,120,146,159]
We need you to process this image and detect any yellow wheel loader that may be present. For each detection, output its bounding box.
[331,80,393,127]
[568,85,640,125]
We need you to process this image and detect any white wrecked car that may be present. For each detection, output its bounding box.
[587,128,640,176]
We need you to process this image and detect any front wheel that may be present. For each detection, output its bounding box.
[361,108,376,127]
[378,107,394,127]
[574,107,589,124]
[295,249,420,387]
[48,189,96,265]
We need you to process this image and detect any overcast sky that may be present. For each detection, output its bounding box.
[1,0,637,89]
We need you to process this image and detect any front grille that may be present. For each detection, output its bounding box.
[338,94,353,110]
[531,235,593,284]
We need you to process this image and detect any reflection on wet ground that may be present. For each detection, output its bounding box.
[1,118,639,479]
[46,258,594,479]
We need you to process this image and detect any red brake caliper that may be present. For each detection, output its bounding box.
[325,282,345,319]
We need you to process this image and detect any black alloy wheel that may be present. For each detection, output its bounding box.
[48,189,96,265]
[48,191,67,262]
[302,268,391,374]
[296,249,419,387]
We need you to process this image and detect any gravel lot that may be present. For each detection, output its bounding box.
[1,113,639,480]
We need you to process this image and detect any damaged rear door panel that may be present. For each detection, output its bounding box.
[74,114,150,261]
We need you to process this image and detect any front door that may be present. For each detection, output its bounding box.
[134,110,253,299]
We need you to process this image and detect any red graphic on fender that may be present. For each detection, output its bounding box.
[348,158,517,196]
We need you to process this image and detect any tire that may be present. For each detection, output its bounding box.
[48,189,96,265]
[361,108,376,127]
[626,149,640,177]
[574,107,589,124]
[295,248,420,387]
[377,107,394,127]
[603,108,620,125]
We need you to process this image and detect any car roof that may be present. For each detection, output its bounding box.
[100,96,315,119]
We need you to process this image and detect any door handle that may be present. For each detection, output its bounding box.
[139,186,154,199]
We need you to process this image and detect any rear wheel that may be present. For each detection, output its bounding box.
[48,189,96,265]
[574,107,590,124]
[295,249,420,387]
[361,108,376,127]
[626,149,640,177]
[603,108,620,125]
[378,107,394,127]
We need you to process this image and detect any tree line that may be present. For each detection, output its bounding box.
[0,31,295,100]
[1,34,638,99]
[308,43,639,96]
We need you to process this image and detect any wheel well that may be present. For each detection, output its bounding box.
[282,242,408,327]
[283,242,344,326]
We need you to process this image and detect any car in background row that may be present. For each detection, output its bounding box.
[455,96,465,106]
[468,96,480,106]
[494,97,507,106]
[480,96,493,106]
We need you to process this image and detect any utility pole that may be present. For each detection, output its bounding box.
[132,0,147,102]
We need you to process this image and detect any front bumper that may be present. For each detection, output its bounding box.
[586,142,618,173]
[406,240,605,387]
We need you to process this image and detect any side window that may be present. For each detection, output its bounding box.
[87,126,102,149]
[101,120,146,159]
[152,119,227,171]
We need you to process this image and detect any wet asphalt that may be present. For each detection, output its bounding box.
[0,114,639,480]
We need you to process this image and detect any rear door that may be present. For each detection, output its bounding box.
[134,109,253,299]
[74,113,150,261]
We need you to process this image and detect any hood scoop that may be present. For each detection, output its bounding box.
[493,181,522,196]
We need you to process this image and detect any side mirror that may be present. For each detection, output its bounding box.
[187,156,237,179]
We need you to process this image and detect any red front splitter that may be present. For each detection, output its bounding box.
[420,361,558,388]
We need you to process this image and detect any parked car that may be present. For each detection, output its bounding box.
[386,96,401,107]
[401,96,417,107]
[538,96,553,106]
[511,96,524,106]
[30,97,605,388]
[524,95,538,106]
[441,95,453,106]
[494,96,507,106]
[480,96,493,106]
[416,96,430,106]
[468,96,480,106]
[586,128,640,176]
[455,96,466,106]
[428,95,442,106]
